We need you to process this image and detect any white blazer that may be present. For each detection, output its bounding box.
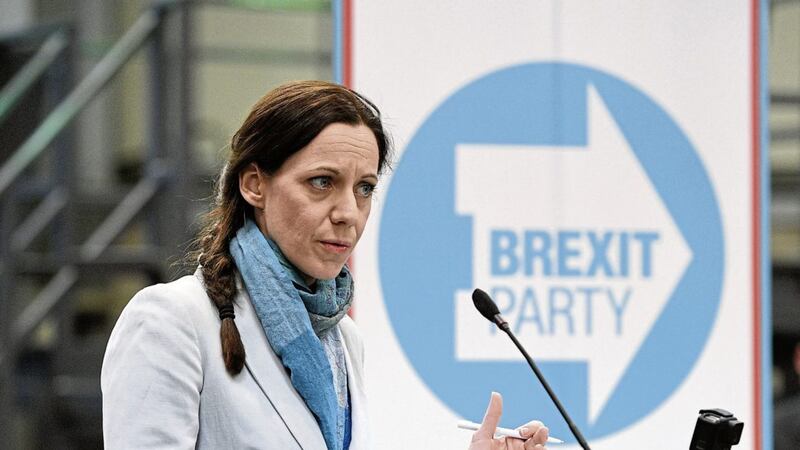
[101,270,370,449]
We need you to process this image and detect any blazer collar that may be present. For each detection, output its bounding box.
[233,275,328,450]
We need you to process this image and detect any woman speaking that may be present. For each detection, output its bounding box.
[101,81,550,449]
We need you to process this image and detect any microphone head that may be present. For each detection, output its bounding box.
[472,288,500,322]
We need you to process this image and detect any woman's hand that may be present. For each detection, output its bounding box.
[468,392,549,450]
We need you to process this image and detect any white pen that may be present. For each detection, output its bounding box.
[457,420,564,444]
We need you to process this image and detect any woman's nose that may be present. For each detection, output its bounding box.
[330,191,359,226]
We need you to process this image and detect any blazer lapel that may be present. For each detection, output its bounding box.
[234,285,327,450]
[340,326,370,450]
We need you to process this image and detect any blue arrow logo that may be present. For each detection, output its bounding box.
[378,62,723,440]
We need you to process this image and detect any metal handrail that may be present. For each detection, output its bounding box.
[0,267,79,369]
[0,167,167,369]
[80,164,168,261]
[0,1,186,371]
[0,4,195,443]
[0,28,71,125]
[10,187,68,252]
[0,8,163,197]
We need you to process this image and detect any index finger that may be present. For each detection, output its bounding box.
[473,392,503,441]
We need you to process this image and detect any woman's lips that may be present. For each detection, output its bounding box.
[320,240,351,254]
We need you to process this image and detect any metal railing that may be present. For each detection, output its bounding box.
[0,9,162,197]
[0,27,71,126]
[0,0,195,441]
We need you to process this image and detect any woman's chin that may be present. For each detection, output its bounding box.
[303,263,347,282]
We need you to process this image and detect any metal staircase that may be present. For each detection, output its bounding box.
[0,2,197,447]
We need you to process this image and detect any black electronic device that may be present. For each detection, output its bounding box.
[689,408,744,450]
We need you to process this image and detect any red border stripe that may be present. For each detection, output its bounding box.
[751,0,762,448]
[344,0,354,319]
[343,0,353,88]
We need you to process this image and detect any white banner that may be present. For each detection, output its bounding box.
[337,1,768,449]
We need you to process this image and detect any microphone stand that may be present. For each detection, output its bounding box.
[495,319,592,450]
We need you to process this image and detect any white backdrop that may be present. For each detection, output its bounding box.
[340,1,766,449]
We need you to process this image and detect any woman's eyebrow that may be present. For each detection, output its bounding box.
[308,166,340,175]
[308,166,378,181]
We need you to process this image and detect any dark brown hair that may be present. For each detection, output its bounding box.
[195,81,391,375]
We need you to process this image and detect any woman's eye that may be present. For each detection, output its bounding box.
[309,176,332,190]
[356,182,376,198]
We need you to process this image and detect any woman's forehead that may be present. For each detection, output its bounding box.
[287,123,379,172]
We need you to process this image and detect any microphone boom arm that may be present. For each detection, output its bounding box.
[495,318,592,450]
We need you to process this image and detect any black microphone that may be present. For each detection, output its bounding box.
[471,288,592,450]
[472,287,509,329]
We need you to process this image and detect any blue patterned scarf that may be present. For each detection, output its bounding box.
[229,219,353,450]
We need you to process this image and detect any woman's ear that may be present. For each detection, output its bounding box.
[239,163,266,209]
